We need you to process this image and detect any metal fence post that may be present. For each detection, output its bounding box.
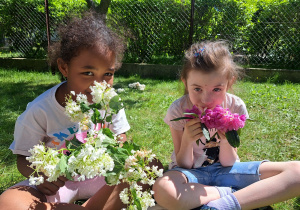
[44,0,54,75]
[189,0,195,46]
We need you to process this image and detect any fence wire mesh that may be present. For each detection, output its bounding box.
[0,0,299,69]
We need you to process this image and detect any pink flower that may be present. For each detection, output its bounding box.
[201,105,246,132]
[184,105,202,120]
[59,131,88,155]
[183,105,246,132]
[75,131,88,143]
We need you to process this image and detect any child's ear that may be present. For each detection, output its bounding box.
[57,58,69,78]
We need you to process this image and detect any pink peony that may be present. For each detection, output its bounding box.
[187,105,246,132]
[184,105,202,120]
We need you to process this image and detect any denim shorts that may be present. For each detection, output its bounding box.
[171,161,266,191]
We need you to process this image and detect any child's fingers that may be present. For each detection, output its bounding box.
[186,118,202,129]
[184,120,203,142]
[186,119,202,133]
[53,177,66,188]
[37,181,60,196]
[217,130,226,140]
[58,176,69,182]
[192,127,203,140]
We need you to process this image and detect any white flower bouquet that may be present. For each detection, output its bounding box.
[26,81,163,210]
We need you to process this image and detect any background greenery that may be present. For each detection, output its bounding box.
[0,68,299,209]
[0,0,299,69]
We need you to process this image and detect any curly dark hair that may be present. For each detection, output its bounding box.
[48,11,125,74]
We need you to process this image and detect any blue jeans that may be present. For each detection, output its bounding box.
[171,161,266,191]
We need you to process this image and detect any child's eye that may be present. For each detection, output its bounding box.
[83,72,94,76]
[213,88,222,92]
[194,88,201,92]
[104,72,114,76]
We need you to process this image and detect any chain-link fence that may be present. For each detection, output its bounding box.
[0,0,299,69]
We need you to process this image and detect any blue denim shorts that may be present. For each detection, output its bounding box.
[171,161,266,191]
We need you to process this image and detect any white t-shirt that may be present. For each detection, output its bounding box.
[10,82,130,157]
[164,93,249,169]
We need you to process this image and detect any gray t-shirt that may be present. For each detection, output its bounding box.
[164,93,248,169]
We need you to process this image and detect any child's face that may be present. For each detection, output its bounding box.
[183,69,231,111]
[58,48,116,103]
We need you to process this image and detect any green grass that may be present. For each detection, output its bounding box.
[0,68,299,209]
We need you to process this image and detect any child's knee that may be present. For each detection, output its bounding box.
[2,186,46,207]
[287,161,300,180]
[153,171,186,198]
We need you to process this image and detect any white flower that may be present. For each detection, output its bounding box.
[65,100,85,122]
[76,93,89,104]
[67,143,114,180]
[137,84,145,91]
[119,188,130,204]
[116,88,125,93]
[128,82,146,91]
[29,176,44,185]
[152,165,164,177]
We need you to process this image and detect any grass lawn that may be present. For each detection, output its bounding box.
[0,68,299,209]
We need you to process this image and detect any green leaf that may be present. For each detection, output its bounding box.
[106,146,129,174]
[106,115,112,123]
[67,135,83,150]
[90,103,102,110]
[225,130,240,148]
[122,141,141,153]
[80,102,90,113]
[131,188,142,210]
[58,155,68,173]
[183,112,199,118]
[102,136,117,147]
[65,171,73,181]
[102,128,114,139]
[170,116,193,121]
[109,95,123,112]
[201,123,210,141]
[91,108,102,124]
[237,128,242,136]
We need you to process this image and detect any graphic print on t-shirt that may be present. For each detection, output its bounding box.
[49,124,79,147]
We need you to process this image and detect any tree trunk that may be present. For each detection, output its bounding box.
[98,0,111,16]
[85,0,111,18]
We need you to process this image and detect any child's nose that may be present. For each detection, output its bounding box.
[201,92,213,106]
[95,76,105,83]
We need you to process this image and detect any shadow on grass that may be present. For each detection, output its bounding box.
[0,81,59,169]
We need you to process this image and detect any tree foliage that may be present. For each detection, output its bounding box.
[0,0,299,68]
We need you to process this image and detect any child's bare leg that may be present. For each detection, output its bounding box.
[153,170,221,210]
[234,161,300,210]
[82,184,124,210]
[103,182,129,210]
[0,186,86,210]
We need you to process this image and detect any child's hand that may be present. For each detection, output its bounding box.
[182,118,203,144]
[217,131,227,141]
[36,175,68,196]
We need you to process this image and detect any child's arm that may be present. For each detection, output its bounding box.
[17,155,68,196]
[218,132,238,167]
[171,118,203,169]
